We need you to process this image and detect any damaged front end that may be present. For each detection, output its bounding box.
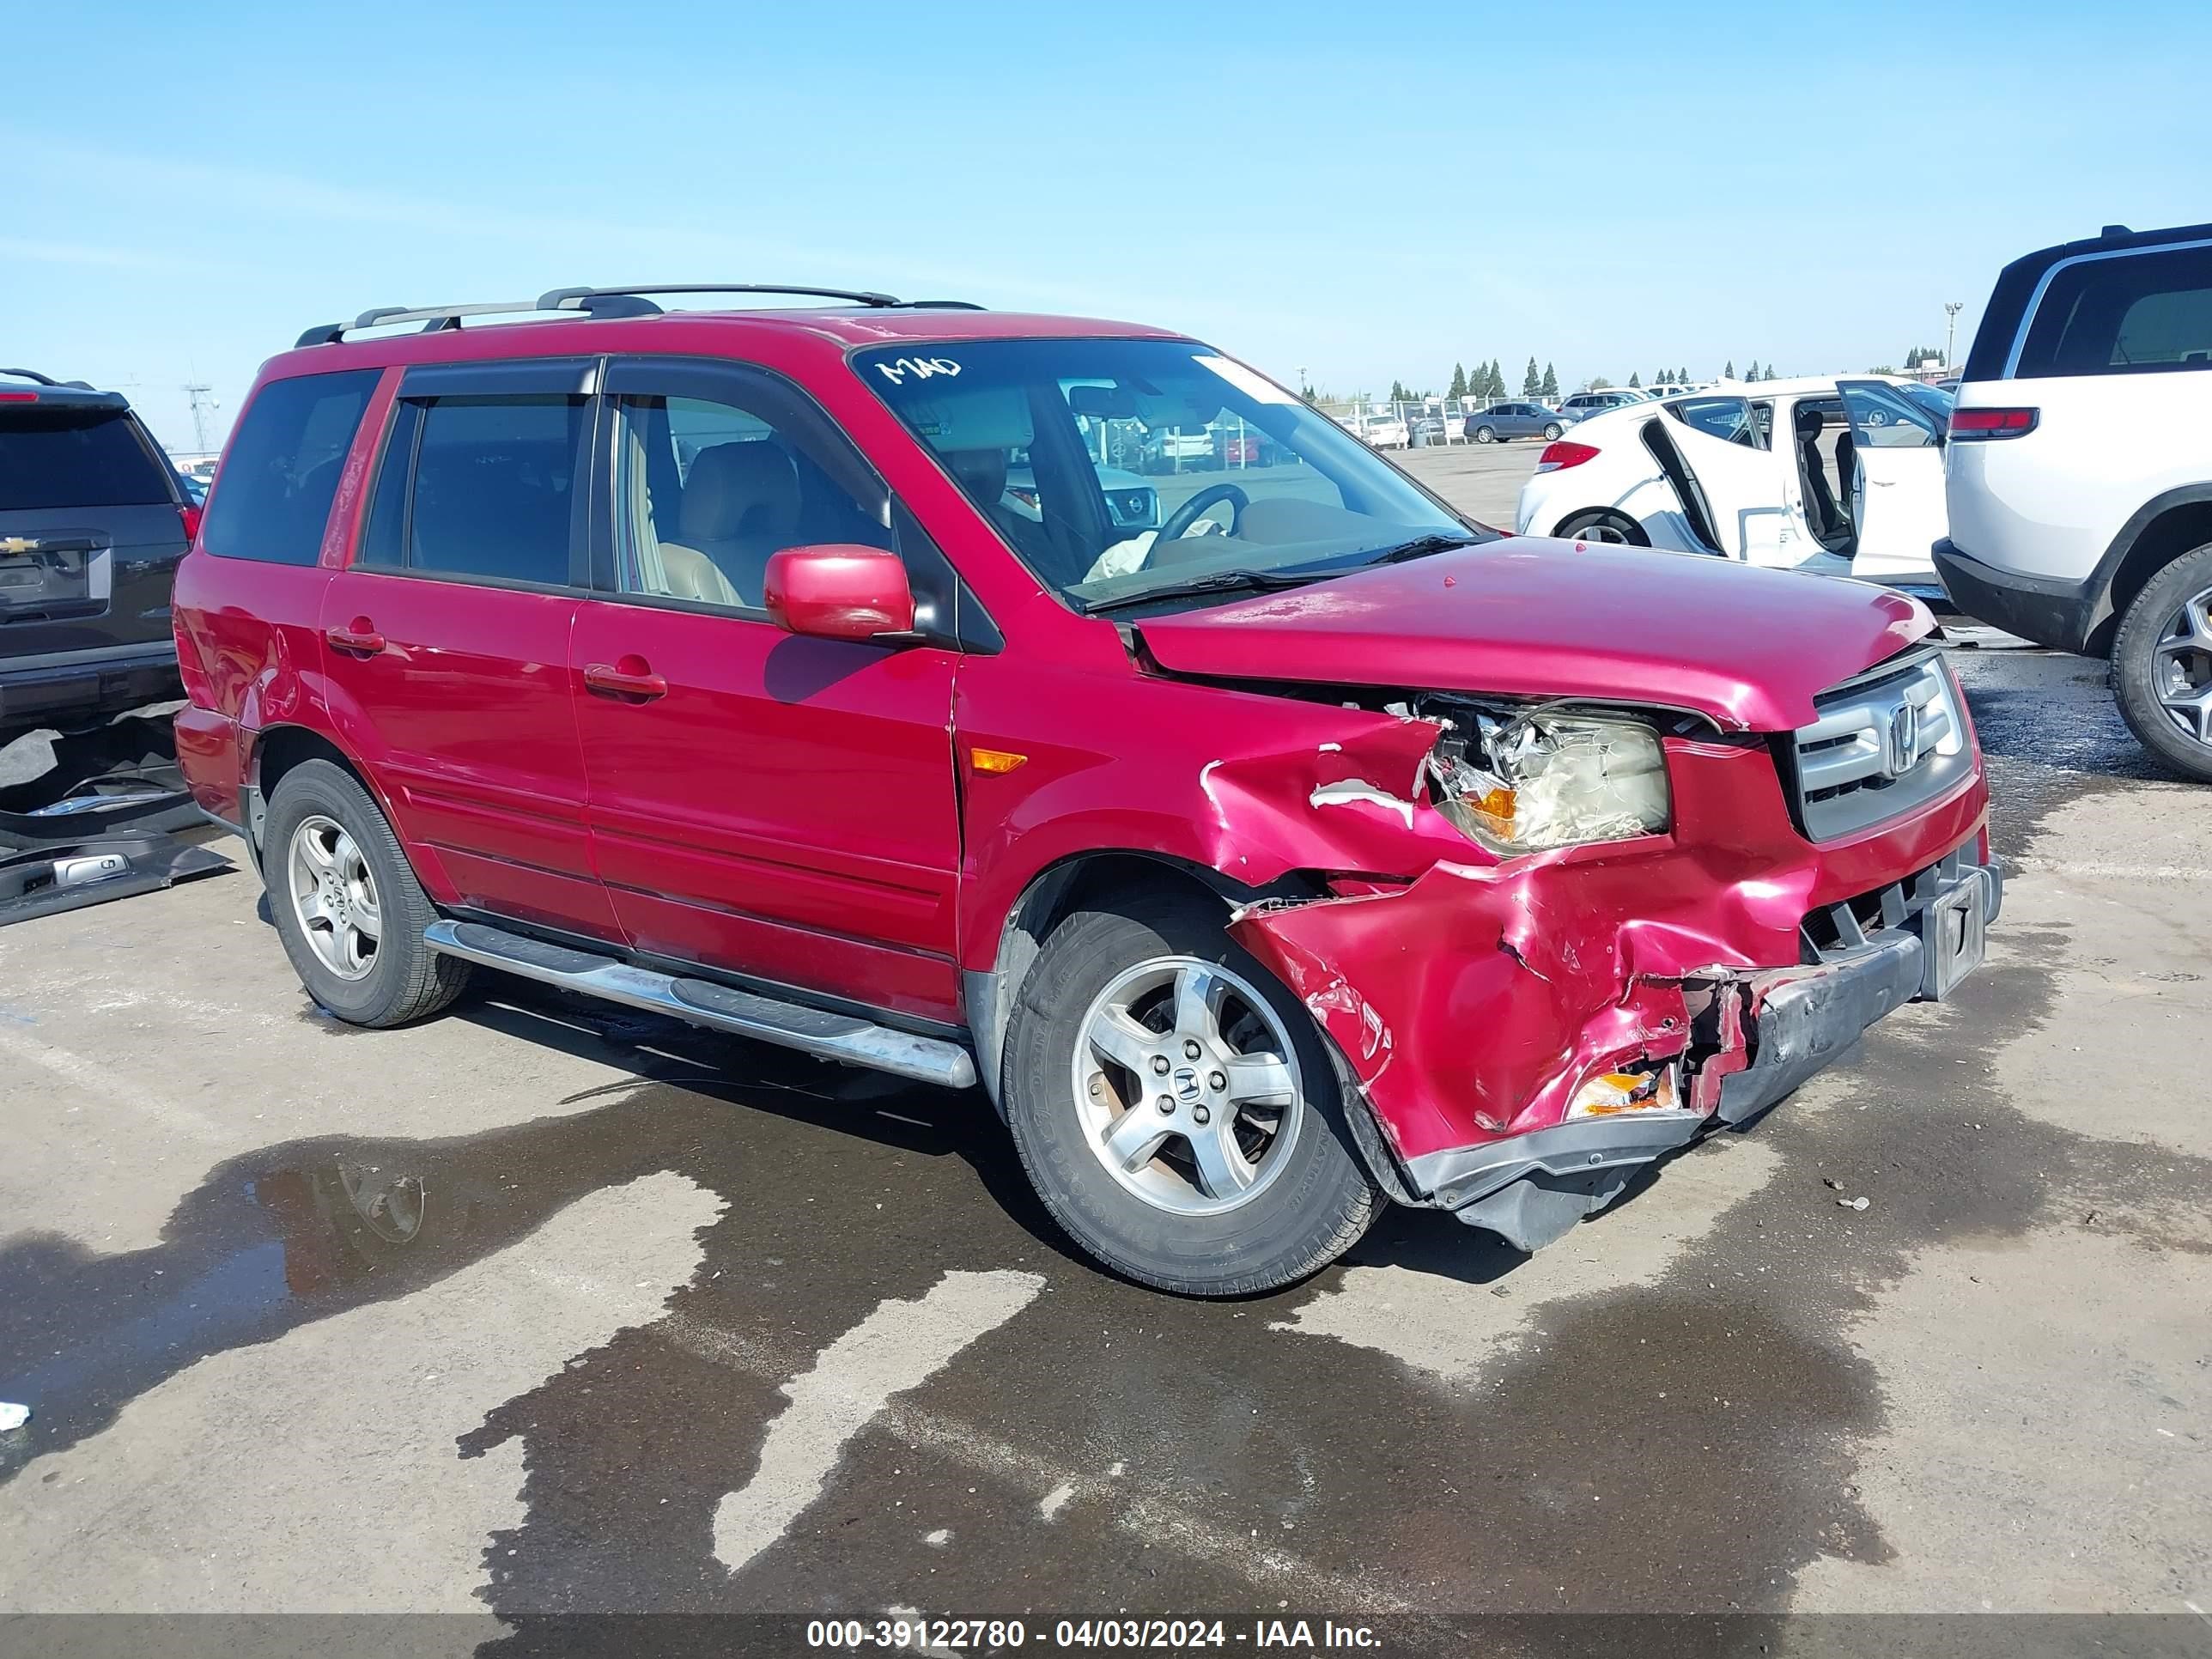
[1226,687,1997,1254]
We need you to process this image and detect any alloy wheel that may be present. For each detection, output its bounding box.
[287,814,382,981]
[2152,585,2212,747]
[1070,957,1304,1216]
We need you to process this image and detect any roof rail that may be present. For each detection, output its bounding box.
[537,283,912,313]
[295,299,584,349]
[295,283,986,349]
[2,368,95,390]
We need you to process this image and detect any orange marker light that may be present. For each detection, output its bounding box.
[970,747,1028,775]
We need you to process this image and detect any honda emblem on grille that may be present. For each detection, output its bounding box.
[1886,701,1923,777]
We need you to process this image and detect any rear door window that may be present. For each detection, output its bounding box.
[199,370,379,563]
[2015,242,2212,378]
[364,394,588,587]
[1670,396,1762,447]
[0,406,174,511]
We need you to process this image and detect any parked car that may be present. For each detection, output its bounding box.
[1144,427,1216,471]
[1556,389,1648,420]
[1465,402,1568,444]
[1006,459,1158,531]
[1935,220,2212,780]
[1335,417,1407,458]
[173,284,1999,1296]
[1515,377,1948,592]
[1,369,198,750]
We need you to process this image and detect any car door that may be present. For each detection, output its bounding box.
[319,357,619,939]
[1837,380,1947,586]
[1638,396,1790,562]
[568,356,968,1026]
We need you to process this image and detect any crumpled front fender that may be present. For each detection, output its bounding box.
[1233,855,1717,1166]
[1229,736,1986,1172]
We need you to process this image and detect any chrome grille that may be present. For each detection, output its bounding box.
[1793,653,1971,840]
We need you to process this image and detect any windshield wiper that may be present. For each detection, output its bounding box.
[1080,568,1324,615]
[1364,532,1484,567]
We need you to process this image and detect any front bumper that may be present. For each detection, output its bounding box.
[1932,538,2101,655]
[1229,732,1997,1253]
[1402,857,2000,1251]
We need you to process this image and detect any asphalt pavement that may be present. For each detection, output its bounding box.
[0,506,2207,1653]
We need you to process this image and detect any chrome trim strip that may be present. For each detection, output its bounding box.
[424,918,977,1089]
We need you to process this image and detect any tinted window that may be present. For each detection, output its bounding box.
[610,391,891,611]
[200,371,377,564]
[2016,243,2212,378]
[403,397,586,585]
[0,405,173,512]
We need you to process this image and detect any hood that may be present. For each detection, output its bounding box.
[1134,538,1934,732]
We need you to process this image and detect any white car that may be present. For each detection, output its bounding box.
[1335,411,1409,450]
[1515,376,1949,592]
[1556,389,1650,420]
[1936,219,2212,779]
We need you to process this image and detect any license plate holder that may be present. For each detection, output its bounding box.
[1921,871,1989,1000]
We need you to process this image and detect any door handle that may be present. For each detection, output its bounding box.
[325,619,386,655]
[583,658,668,702]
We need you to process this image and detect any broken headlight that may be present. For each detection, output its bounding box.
[1426,705,1670,854]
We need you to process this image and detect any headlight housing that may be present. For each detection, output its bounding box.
[1427,705,1670,854]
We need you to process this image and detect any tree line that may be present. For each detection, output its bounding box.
[1380,357,1793,406]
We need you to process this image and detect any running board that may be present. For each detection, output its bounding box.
[423,919,976,1090]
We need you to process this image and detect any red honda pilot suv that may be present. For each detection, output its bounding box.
[173,284,2000,1296]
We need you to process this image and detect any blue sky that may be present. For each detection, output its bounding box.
[9,0,2209,451]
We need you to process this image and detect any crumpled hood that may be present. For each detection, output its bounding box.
[1134,538,1934,732]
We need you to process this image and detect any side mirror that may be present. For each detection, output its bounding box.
[762,544,917,644]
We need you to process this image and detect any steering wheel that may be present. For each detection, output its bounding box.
[1153,483,1249,551]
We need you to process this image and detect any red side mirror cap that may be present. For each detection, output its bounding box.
[762,544,916,643]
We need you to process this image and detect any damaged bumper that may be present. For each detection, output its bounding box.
[1410,859,1999,1251]
[1229,731,1999,1254]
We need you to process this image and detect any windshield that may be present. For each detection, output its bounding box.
[856,338,1480,611]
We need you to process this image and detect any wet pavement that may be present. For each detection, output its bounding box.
[1,645,2208,1653]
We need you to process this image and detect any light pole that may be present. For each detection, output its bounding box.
[183,381,219,452]
[1943,302,1964,374]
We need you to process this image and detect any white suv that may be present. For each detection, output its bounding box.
[1936,220,2212,779]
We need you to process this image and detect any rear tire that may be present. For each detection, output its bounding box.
[1473,426,1496,444]
[1553,508,1650,547]
[2112,541,2212,783]
[1000,891,1381,1296]
[262,759,471,1026]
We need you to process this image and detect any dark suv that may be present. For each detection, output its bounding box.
[173,284,1999,1297]
[1,371,197,749]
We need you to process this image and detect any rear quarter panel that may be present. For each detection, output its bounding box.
[170,368,399,821]
[1948,373,2212,580]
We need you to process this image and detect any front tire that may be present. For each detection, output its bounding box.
[263,759,472,1026]
[1542,422,1564,441]
[1001,891,1381,1296]
[2112,542,2212,782]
